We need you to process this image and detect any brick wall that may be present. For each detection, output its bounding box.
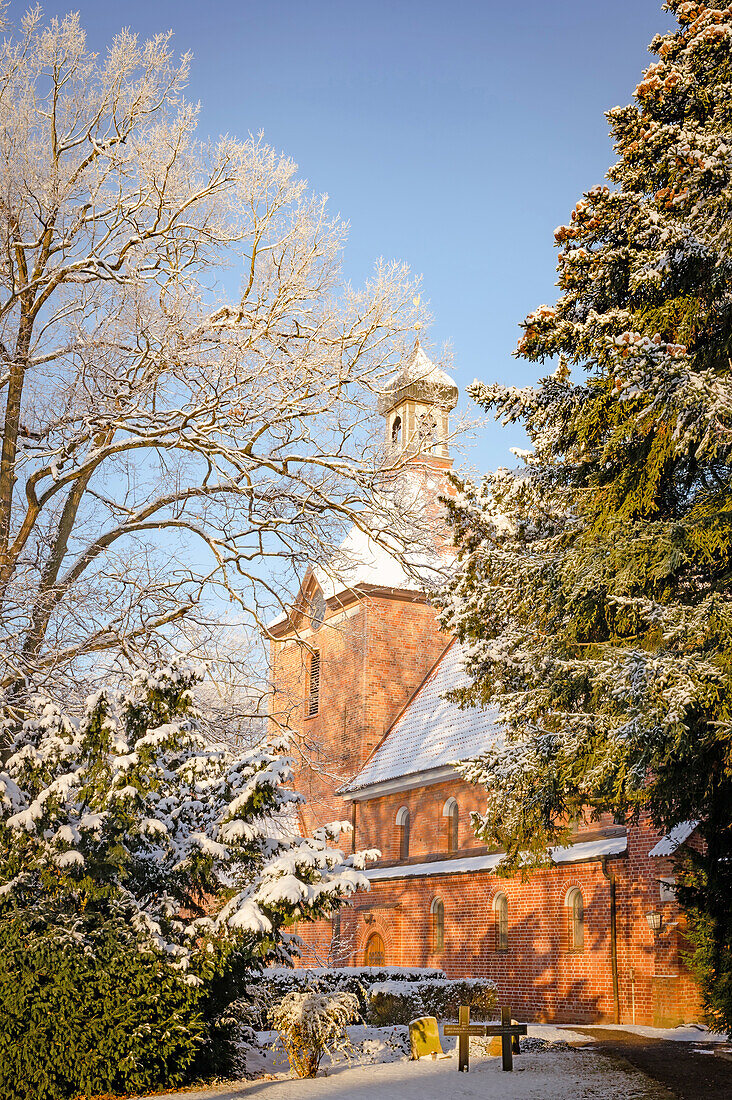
[352,780,622,863]
[353,776,486,860]
[612,817,702,1027]
[295,808,702,1026]
[271,591,449,834]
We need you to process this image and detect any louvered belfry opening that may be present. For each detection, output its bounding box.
[307,650,320,716]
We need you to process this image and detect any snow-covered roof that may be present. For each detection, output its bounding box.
[316,523,432,601]
[267,523,450,631]
[315,509,454,604]
[395,342,457,392]
[365,834,628,882]
[269,470,455,631]
[341,642,500,795]
[649,820,699,858]
[377,341,458,416]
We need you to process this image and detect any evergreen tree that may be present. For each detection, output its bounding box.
[0,662,373,1094]
[437,0,732,1031]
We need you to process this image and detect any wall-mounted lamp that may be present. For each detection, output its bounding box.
[363,912,375,925]
[645,911,663,934]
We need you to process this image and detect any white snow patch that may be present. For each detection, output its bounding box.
[649,821,699,857]
[550,836,628,864]
[584,1022,728,1042]
[367,852,502,881]
[54,849,85,868]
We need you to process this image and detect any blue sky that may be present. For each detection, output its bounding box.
[24,0,675,475]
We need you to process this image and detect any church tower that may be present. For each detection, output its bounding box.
[268,343,459,835]
[378,340,458,470]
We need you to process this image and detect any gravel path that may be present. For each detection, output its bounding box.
[569,1028,732,1100]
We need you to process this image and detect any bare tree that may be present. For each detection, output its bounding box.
[0,9,432,701]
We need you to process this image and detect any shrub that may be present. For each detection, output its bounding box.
[246,966,446,1027]
[270,990,358,1077]
[367,977,497,1025]
[0,663,373,1096]
[0,916,204,1100]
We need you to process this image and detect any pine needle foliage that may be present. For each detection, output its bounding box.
[436,0,732,1031]
[0,661,373,1097]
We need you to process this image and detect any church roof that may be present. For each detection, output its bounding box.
[364,834,629,882]
[315,517,449,603]
[268,471,455,631]
[397,342,457,391]
[649,820,699,857]
[377,341,458,416]
[340,641,499,795]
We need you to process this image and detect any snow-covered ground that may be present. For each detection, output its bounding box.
[144,1022,700,1099]
[148,1050,669,1100]
[579,1022,728,1042]
[241,1023,601,1077]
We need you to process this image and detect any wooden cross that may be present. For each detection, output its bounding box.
[443,1005,528,1072]
[443,1005,488,1071]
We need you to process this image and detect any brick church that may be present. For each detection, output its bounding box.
[269,342,702,1027]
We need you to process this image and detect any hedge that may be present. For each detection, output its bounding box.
[367,977,497,1025]
[0,916,205,1100]
[249,967,497,1028]
[246,966,444,1027]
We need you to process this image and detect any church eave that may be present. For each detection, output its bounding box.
[338,762,460,800]
[267,582,431,637]
[364,833,630,884]
[377,379,458,416]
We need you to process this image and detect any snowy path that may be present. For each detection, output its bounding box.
[147,1047,671,1100]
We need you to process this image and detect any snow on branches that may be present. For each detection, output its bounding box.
[270,989,359,1077]
[0,9,431,698]
[435,2,732,883]
[0,662,374,975]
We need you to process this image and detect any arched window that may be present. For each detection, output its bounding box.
[494,892,508,952]
[567,888,584,951]
[391,415,402,444]
[364,932,385,966]
[417,411,437,444]
[396,807,410,860]
[431,897,445,953]
[443,798,459,853]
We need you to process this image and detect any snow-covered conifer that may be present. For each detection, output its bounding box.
[0,661,373,971]
[437,0,732,1030]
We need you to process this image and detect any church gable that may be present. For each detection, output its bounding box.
[341,641,500,797]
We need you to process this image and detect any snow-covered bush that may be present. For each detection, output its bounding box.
[367,977,497,1025]
[246,966,446,1027]
[0,663,374,1097]
[270,990,359,1077]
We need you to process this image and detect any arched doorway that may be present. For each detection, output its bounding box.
[364,932,385,966]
